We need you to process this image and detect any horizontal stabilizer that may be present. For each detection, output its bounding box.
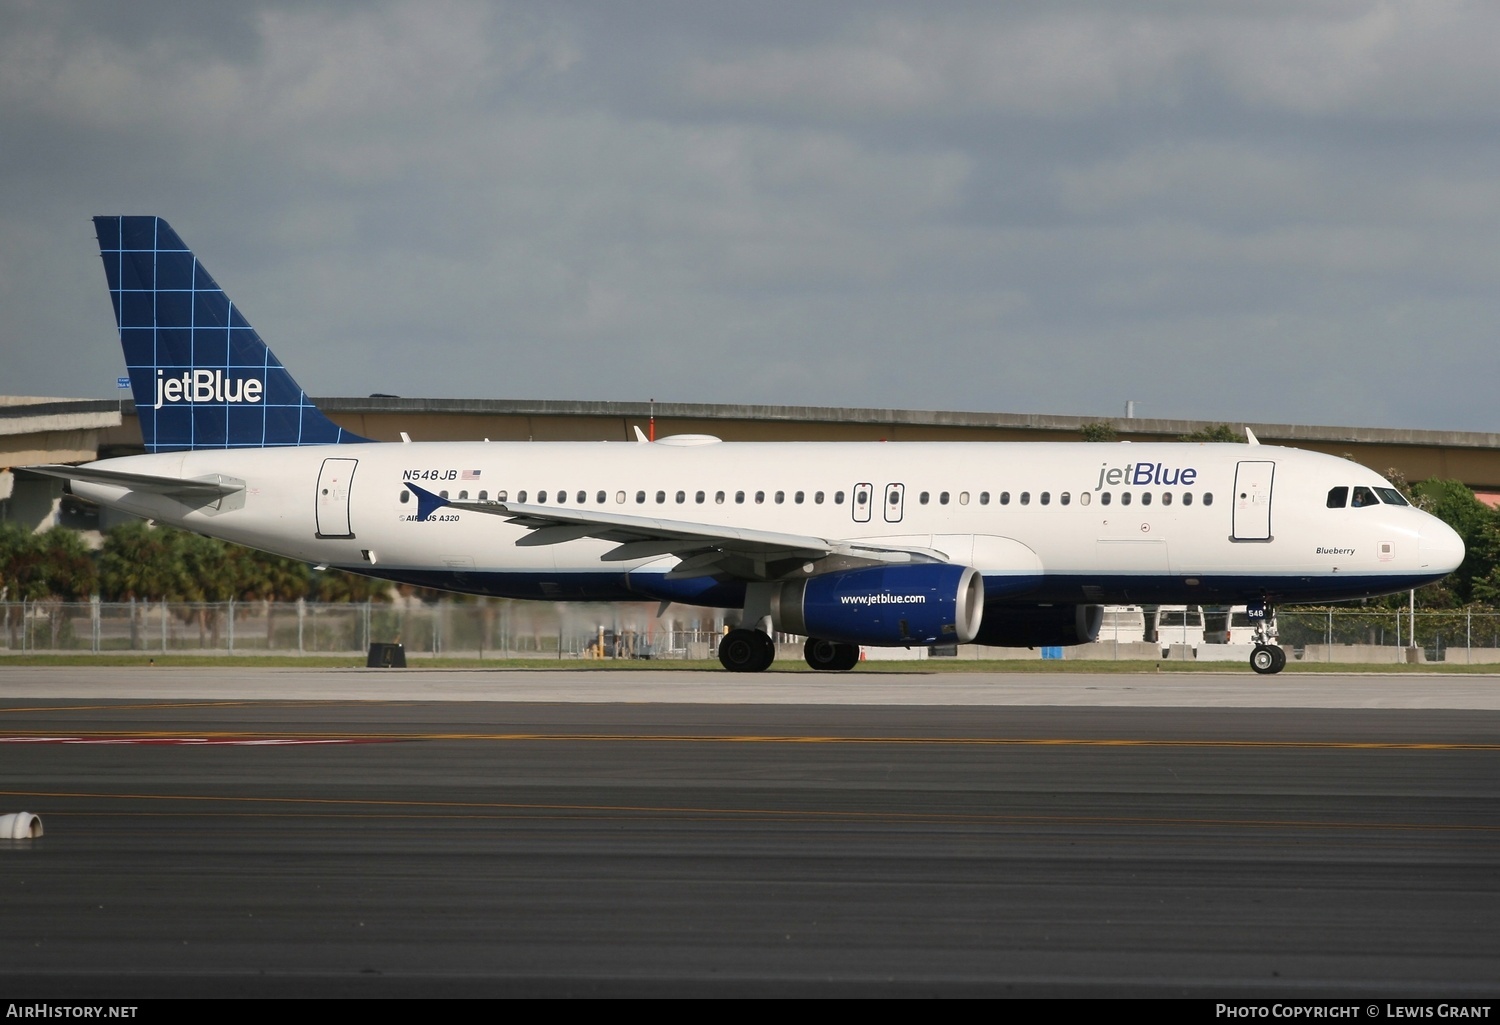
[26,464,244,499]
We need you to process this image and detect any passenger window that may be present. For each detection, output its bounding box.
[537,491,547,503]
[1182,492,1193,506]
[735,491,745,504]
[615,491,625,504]
[400,491,410,504]
[1060,492,1070,506]
[497,490,508,502]
[1020,492,1031,506]
[715,491,725,504]
[979,492,989,505]
[775,491,785,504]
[755,491,765,504]
[655,491,666,504]
[959,492,969,505]
[597,491,606,503]
[1039,492,1050,506]
[675,490,685,503]
[794,491,805,504]
[940,492,950,505]
[1327,487,1348,508]
[1203,493,1213,506]
[1000,492,1011,505]
[1120,492,1131,506]
[696,491,705,503]
[814,491,824,504]
[919,492,930,505]
[635,491,646,504]
[577,491,587,504]
[834,491,845,504]
[1351,486,1378,508]
[517,490,528,503]
[1079,492,1091,506]
[1141,492,1152,506]
[440,490,449,499]
[1161,492,1171,506]
[1100,492,1111,506]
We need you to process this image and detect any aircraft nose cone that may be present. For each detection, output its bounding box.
[1419,518,1465,573]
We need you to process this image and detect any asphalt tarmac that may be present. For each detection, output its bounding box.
[1,667,1497,997]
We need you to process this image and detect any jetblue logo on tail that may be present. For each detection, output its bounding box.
[96,215,369,451]
[155,370,264,409]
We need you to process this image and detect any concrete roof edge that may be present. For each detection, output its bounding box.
[0,399,124,421]
[309,398,1500,450]
[5,396,1495,451]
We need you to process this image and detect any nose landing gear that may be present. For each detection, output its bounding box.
[1250,643,1287,675]
[1248,603,1286,674]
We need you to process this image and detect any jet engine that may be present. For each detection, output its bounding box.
[972,603,1103,647]
[774,564,983,647]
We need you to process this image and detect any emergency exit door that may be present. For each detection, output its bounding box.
[315,457,358,539]
[1231,460,1275,541]
[883,482,905,523]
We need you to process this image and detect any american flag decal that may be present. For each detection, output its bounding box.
[461,469,482,480]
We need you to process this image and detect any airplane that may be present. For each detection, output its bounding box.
[24,216,1466,674]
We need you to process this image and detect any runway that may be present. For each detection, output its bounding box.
[1,668,1497,997]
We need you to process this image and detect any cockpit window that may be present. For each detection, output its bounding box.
[1327,486,1348,509]
[1375,487,1410,506]
[1351,486,1379,508]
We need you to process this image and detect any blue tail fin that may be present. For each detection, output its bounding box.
[94,215,369,452]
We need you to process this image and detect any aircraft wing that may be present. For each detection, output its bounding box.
[24,464,245,500]
[405,483,944,578]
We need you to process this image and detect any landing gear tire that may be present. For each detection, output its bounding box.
[1250,643,1286,675]
[719,628,776,673]
[804,638,860,671]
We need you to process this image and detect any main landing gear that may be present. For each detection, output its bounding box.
[716,632,862,672]
[803,638,860,672]
[717,628,776,673]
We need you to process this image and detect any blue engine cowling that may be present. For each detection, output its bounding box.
[971,603,1104,647]
[773,564,984,647]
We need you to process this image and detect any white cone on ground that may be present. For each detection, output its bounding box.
[0,812,43,838]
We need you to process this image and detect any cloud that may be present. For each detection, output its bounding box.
[2,0,1498,431]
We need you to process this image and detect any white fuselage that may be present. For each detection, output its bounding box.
[69,439,1463,610]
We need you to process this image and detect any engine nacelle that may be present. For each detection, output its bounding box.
[973,604,1104,647]
[774,564,984,647]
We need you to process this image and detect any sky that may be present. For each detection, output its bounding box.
[2,0,1497,430]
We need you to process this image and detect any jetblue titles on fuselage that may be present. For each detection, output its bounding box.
[1095,461,1198,490]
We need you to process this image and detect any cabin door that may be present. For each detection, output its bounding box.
[1231,460,1275,541]
[315,457,358,539]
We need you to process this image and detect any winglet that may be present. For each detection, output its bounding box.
[1245,427,1260,445]
[405,483,450,522]
[633,426,650,443]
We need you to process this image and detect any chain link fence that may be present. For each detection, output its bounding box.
[5,601,1500,664]
[0,599,725,660]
